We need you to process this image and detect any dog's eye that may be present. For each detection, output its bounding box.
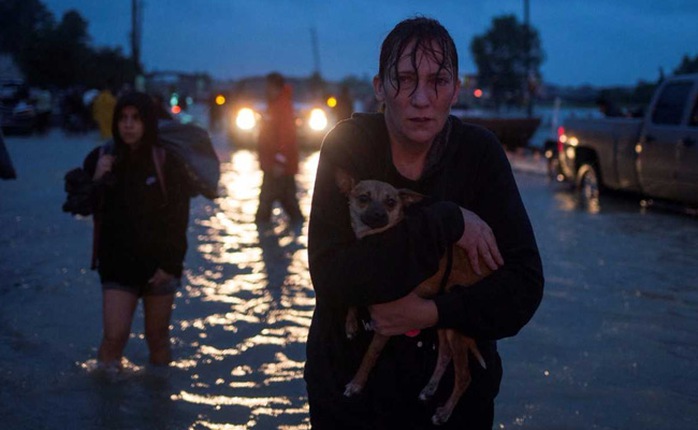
[384,197,397,209]
[358,194,371,204]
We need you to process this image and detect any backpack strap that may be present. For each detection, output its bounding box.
[91,144,167,270]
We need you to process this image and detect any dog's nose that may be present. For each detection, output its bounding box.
[361,206,388,229]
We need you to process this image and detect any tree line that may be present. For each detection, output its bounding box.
[469,14,698,108]
[0,0,136,89]
[470,14,545,109]
[598,55,698,107]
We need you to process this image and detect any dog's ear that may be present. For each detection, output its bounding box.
[399,189,426,207]
[334,168,355,195]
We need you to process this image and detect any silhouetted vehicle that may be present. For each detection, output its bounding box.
[554,74,698,207]
[228,100,334,149]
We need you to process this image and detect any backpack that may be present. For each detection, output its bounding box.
[63,120,220,216]
[158,120,220,200]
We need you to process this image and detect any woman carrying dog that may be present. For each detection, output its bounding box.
[81,92,192,370]
[306,17,544,429]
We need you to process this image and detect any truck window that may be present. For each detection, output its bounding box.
[690,95,698,127]
[651,82,692,125]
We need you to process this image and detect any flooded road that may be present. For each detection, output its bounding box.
[497,175,698,430]
[1,123,697,429]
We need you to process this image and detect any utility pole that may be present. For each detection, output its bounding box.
[309,26,324,99]
[524,0,533,117]
[310,27,321,75]
[131,0,142,76]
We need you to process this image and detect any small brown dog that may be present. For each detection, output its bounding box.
[335,168,492,426]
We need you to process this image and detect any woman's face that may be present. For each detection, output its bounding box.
[118,105,145,147]
[373,40,460,148]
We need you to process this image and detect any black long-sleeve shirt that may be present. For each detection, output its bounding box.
[83,142,190,285]
[305,113,544,428]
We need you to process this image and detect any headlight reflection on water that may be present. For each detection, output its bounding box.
[173,148,317,427]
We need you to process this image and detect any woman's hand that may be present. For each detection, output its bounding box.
[149,268,174,287]
[369,292,437,336]
[93,154,115,181]
[457,207,504,275]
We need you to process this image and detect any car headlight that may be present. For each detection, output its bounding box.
[308,108,328,131]
[235,107,258,130]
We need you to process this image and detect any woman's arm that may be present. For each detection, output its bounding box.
[433,141,544,340]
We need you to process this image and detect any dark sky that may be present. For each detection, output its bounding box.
[43,0,698,86]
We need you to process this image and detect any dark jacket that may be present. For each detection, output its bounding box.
[83,144,190,285]
[83,93,191,285]
[305,113,544,428]
[257,84,298,176]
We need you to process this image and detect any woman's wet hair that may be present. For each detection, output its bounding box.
[378,16,459,95]
[111,91,159,149]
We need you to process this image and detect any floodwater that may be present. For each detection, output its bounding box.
[497,173,698,430]
[1,127,316,429]
[1,117,698,429]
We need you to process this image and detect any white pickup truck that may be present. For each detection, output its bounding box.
[554,73,698,207]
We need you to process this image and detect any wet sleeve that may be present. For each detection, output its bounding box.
[308,126,464,308]
[433,140,544,340]
[158,157,190,275]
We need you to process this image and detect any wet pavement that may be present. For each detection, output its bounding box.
[1,120,697,430]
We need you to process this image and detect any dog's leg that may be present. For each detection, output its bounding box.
[468,336,487,370]
[432,330,473,426]
[419,329,452,401]
[344,333,390,397]
[345,306,359,340]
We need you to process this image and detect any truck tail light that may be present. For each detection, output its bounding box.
[557,126,565,153]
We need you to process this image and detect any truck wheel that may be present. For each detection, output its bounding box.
[577,163,600,211]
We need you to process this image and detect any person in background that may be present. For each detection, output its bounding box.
[208,91,225,130]
[255,72,303,225]
[92,83,117,139]
[33,87,53,133]
[596,96,625,118]
[334,84,354,122]
[305,17,544,429]
[81,92,192,370]
[0,128,17,180]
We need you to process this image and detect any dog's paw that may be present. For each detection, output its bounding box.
[431,406,453,426]
[343,381,363,397]
[418,382,438,401]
